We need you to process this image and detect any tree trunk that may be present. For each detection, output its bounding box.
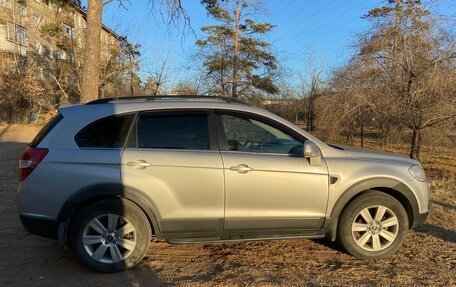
[80,0,103,102]
[409,128,422,160]
[391,3,400,83]
[231,2,240,99]
[308,96,315,131]
[346,123,355,146]
[381,122,391,147]
[360,119,364,148]
[129,67,134,96]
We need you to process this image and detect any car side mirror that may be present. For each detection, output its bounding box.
[304,141,321,166]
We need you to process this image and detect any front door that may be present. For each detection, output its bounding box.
[215,111,329,232]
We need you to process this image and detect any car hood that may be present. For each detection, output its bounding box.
[330,144,419,166]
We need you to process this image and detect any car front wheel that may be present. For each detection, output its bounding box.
[337,190,409,259]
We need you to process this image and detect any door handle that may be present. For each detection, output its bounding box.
[127,160,151,169]
[230,164,253,174]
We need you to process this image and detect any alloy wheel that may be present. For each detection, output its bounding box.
[82,214,136,264]
[351,205,399,252]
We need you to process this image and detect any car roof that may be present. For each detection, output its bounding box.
[85,95,247,105]
[58,96,328,148]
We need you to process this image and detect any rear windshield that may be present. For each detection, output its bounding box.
[29,112,63,148]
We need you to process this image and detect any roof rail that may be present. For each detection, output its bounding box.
[85,95,247,105]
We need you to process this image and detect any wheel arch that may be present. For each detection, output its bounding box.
[57,183,162,244]
[326,177,420,241]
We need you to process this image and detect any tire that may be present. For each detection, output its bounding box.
[336,190,409,259]
[69,198,151,273]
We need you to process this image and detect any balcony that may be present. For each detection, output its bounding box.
[56,35,72,47]
[0,39,27,56]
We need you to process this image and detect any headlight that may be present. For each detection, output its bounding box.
[409,165,427,181]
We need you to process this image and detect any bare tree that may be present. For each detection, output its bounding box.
[317,1,456,158]
[357,0,456,159]
[143,41,175,96]
[79,0,191,102]
[298,57,323,132]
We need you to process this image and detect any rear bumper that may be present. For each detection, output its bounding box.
[19,214,58,239]
[411,211,429,229]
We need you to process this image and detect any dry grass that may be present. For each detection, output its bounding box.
[0,124,454,286]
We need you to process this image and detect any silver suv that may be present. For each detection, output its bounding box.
[18,96,429,273]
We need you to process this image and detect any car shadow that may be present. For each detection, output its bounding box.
[311,238,345,253]
[414,224,456,244]
[430,200,456,211]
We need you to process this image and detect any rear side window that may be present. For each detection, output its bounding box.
[137,113,209,150]
[30,112,63,148]
[75,114,134,148]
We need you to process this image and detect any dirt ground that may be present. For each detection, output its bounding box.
[0,124,455,286]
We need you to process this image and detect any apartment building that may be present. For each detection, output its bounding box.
[0,0,119,72]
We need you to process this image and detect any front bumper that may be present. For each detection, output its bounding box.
[411,211,429,229]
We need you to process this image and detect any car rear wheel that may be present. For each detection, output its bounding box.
[69,199,151,273]
[337,190,409,259]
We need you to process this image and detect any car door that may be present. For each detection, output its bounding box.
[121,110,225,236]
[215,110,329,232]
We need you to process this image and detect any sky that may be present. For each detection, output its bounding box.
[81,0,456,88]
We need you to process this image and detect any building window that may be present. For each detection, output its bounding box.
[0,0,12,9]
[1,22,28,46]
[6,22,14,41]
[56,49,67,60]
[5,23,28,45]
[33,41,41,53]
[18,0,27,17]
[16,26,28,46]
[32,14,41,27]
[77,16,86,28]
[62,24,74,39]
[0,24,7,39]
[43,46,53,59]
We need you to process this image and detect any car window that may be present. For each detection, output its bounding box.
[137,113,210,150]
[75,114,134,148]
[220,114,303,155]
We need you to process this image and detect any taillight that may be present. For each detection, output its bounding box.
[19,148,48,181]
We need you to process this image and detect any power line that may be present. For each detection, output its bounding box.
[271,0,315,35]
[271,0,295,22]
[273,0,339,44]
[277,0,386,51]
[271,0,288,13]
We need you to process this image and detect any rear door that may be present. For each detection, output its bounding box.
[120,110,225,236]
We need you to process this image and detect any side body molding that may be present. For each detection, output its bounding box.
[325,177,420,240]
[57,183,162,240]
